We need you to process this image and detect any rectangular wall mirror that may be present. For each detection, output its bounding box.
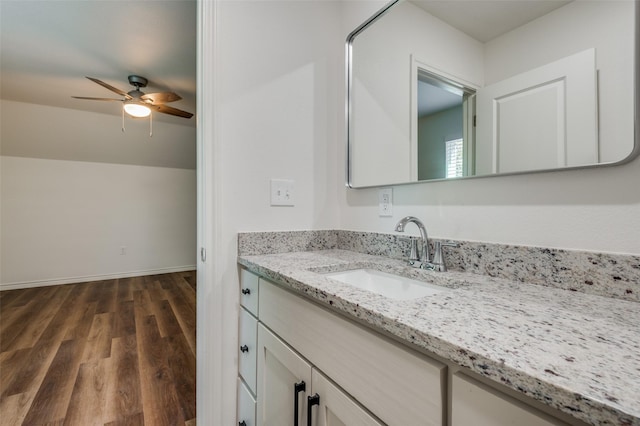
[346,0,639,188]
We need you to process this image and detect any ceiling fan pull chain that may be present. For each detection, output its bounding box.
[149,112,153,137]
[122,106,126,133]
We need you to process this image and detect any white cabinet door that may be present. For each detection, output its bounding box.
[257,324,385,426]
[259,279,445,426]
[451,373,569,426]
[257,324,312,426]
[310,369,384,426]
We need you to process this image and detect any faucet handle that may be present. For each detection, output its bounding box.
[399,237,423,268]
[431,242,444,265]
[431,241,459,272]
[407,239,421,267]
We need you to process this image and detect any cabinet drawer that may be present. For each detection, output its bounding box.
[259,279,446,426]
[452,373,568,426]
[240,269,259,316]
[239,307,258,392]
[238,378,256,426]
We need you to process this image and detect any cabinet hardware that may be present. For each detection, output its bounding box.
[240,345,249,353]
[242,288,251,295]
[307,393,320,426]
[294,381,306,426]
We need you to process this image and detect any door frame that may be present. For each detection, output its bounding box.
[196,0,236,424]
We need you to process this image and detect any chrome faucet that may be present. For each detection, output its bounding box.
[395,216,431,269]
[395,216,459,271]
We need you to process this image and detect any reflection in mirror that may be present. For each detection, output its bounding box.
[347,0,638,188]
[414,67,475,180]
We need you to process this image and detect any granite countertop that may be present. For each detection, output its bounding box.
[238,249,640,426]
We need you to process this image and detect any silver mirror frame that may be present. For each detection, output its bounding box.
[345,0,640,189]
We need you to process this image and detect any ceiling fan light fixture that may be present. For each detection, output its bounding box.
[123,101,151,118]
[74,76,192,120]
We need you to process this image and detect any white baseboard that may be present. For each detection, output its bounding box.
[0,265,197,291]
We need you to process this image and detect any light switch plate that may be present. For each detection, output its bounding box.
[378,188,393,216]
[271,179,295,206]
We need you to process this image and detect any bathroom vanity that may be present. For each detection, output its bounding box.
[236,231,640,426]
[232,0,640,422]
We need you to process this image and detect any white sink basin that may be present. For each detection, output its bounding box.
[323,268,449,300]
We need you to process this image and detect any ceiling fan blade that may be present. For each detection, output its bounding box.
[86,77,132,100]
[72,96,123,101]
[153,104,193,119]
[141,92,182,104]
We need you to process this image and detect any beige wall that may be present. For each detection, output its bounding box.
[0,101,197,288]
[1,156,196,288]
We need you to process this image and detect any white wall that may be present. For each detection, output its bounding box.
[211,1,344,423]
[0,156,196,288]
[211,0,640,258]
[338,1,640,256]
[217,0,342,236]
[0,101,197,288]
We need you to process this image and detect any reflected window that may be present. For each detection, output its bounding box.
[445,138,464,178]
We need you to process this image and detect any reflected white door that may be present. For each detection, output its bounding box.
[476,48,598,174]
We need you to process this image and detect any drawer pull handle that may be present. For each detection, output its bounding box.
[294,381,306,426]
[242,288,251,295]
[239,422,247,426]
[240,345,249,353]
[307,393,320,426]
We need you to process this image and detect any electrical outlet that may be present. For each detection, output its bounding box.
[270,179,295,206]
[378,188,393,217]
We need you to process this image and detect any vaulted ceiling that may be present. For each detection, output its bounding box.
[0,0,197,126]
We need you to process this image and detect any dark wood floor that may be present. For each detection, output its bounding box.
[0,271,196,426]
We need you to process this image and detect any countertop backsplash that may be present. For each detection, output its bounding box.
[238,230,640,302]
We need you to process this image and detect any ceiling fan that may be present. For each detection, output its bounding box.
[72,75,193,119]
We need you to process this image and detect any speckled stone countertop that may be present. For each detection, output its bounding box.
[238,249,640,426]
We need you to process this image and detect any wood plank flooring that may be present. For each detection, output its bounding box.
[0,271,196,426]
